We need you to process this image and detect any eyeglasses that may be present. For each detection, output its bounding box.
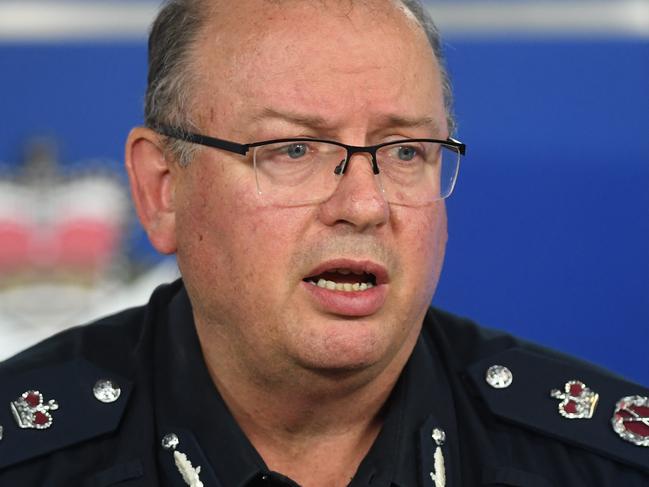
[156,125,466,207]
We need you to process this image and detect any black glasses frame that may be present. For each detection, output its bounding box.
[155,125,466,175]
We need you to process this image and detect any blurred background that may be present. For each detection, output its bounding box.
[0,0,647,385]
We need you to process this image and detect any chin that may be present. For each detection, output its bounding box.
[306,350,381,373]
[292,320,396,375]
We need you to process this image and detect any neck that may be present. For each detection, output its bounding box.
[221,373,391,487]
[195,318,419,487]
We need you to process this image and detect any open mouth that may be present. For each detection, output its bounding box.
[303,268,377,292]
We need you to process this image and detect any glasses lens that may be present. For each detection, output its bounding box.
[253,140,346,205]
[253,139,461,206]
[376,141,461,205]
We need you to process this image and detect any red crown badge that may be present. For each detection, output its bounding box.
[10,390,59,430]
[550,380,599,419]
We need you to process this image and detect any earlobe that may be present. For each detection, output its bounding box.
[125,127,178,254]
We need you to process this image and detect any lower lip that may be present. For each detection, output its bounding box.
[302,281,388,317]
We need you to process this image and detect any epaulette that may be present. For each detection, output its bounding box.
[0,358,131,469]
[466,348,649,473]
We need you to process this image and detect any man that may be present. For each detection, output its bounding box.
[0,0,647,485]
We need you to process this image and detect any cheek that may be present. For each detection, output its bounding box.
[177,170,311,289]
[424,206,448,260]
[174,169,246,279]
[240,205,315,280]
[396,204,448,289]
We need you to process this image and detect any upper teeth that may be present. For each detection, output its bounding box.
[309,279,374,292]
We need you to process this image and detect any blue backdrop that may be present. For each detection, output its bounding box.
[0,38,647,384]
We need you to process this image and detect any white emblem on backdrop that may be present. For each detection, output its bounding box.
[0,138,179,360]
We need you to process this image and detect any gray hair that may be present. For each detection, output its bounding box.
[400,0,456,133]
[144,0,455,166]
[144,0,205,165]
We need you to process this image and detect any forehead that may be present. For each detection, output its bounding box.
[191,0,444,134]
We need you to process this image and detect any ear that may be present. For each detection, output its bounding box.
[125,127,177,254]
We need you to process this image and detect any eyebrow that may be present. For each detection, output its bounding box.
[252,108,333,130]
[380,115,441,133]
[252,108,443,136]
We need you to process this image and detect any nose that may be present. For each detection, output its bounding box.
[318,152,390,231]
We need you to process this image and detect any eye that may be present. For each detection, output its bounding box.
[384,143,425,163]
[396,145,418,161]
[286,143,308,159]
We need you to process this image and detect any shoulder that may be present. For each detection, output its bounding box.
[1,306,145,375]
[422,307,649,481]
[422,306,622,375]
[0,280,181,478]
[0,279,183,373]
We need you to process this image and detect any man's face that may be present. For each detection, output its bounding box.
[172,0,448,380]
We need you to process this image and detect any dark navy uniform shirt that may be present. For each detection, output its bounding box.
[0,280,647,486]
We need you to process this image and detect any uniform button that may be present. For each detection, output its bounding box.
[161,432,180,450]
[485,365,513,389]
[93,379,121,403]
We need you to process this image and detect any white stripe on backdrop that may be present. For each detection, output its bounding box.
[0,1,648,41]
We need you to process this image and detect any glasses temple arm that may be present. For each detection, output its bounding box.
[155,125,250,155]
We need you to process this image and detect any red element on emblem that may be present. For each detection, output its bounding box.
[550,380,599,419]
[34,411,49,425]
[612,395,649,447]
[0,169,126,276]
[10,390,59,430]
[569,383,583,396]
[563,401,577,414]
[25,392,40,408]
